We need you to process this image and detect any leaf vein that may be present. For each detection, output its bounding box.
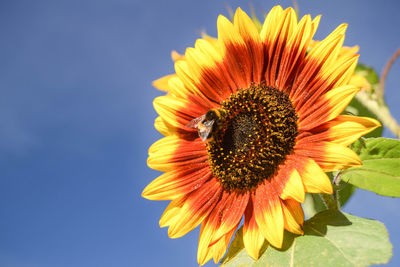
[290,238,296,267]
[308,225,357,266]
[343,168,400,178]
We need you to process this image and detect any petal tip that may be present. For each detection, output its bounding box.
[268,233,284,249]
[141,187,150,199]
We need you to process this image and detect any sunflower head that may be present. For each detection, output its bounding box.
[143,6,380,266]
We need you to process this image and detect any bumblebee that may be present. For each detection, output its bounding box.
[186,109,226,142]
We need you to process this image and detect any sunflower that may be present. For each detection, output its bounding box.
[143,6,380,265]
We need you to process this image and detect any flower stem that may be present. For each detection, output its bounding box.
[379,47,400,100]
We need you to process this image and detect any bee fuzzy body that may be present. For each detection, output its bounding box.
[186,109,226,142]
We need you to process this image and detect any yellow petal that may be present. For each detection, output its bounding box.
[349,73,371,90]
[142,167,210,201]
[254,184,284,248]
[297,141,362,173]
[324,85,360,117]
[171,50,184,62]
[280,169,305,203]
[167,181,221,239]
[234,7,261,44]
[299,157,333,194]
[194,38,222,62]
[174,60,200,95]
[154,116,173,136]
[217,14,246,50]
[167,75,190,98]
[260,5,284,42]
[321,54,359,89]
[282,199,304,235]
[147,136,179,172]
[197,220,216,266]
[307,24,347,70]
[211,226,236,264]
[299,85,360,130]
[311,15,321,36]
[185,46,216,73]
[153,95,199,130]
[243,199,266,260]
[339,44,359,58]
[200,32,220,51]
[243,225,265,260]
[159,197,186,228]
[322,142,362,171]
[325,115,381,146]
[152,74,176,92]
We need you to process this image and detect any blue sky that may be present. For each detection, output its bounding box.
[0,0,399,266]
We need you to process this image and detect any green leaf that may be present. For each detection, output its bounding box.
[303,193,326,218]
[341,137,400,197]
[221,210,392,267]
[335,181,356,207]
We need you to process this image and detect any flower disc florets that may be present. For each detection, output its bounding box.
[207,83,298,191]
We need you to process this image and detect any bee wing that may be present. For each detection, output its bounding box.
[186,114,206,129]
[199,120,215,141]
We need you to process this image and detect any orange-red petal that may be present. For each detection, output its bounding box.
[254,181,284,248]
[142,166,212,200]
[147,136,208,172]
[243,195,266,260]
[166,178,222,239]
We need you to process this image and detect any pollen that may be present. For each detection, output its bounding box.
[207,83,298,191]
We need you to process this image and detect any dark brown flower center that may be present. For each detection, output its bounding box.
[206,83,298,191]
